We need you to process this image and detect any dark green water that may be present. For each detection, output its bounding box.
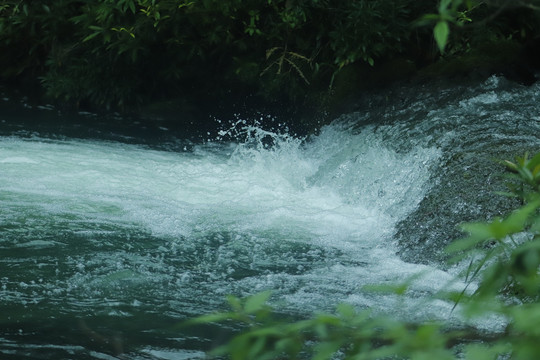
[1,76,540,358]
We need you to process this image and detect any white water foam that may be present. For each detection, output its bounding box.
[0,121,487,330]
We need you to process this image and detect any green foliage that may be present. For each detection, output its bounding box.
[422,0,540,54]
[445,154,540,307]
[1,0,540,110]
[0,0,435,110]
[500,153,540,201]
[328,0,412,68]
[193,294,455,360]
[434,20,451,53]
[190,152,540,359]
[417,0,481,53]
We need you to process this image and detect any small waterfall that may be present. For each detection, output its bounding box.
[1,75,539,358]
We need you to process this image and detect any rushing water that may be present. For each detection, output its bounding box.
[1,76,540,359]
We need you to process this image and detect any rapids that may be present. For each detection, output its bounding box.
[1,75,540,358]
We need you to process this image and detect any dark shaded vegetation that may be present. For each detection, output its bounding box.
[2,0,540,129]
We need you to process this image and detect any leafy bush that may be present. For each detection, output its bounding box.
[421,0,540,54]
[189,152,540,359]
[0,0,440,110]
[1,0,539,111]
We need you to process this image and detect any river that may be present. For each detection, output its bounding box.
[1,75,539,359]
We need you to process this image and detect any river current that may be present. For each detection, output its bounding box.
[1,76,539,358]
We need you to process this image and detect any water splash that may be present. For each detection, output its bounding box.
[4,76,537,357]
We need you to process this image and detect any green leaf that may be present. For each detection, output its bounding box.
[314,314,341,327]
[501,159,519,172]
[244,291,271,313]
[178,2,195,9]
[503,199,540,232]
[527,152,540,171]
[446,224,491,253]
[247,336,267,358]
[415,14,442,26]
[336,303,356,318]
[227,295,242,312]
[189,312,236,324]
[313,340,343,360]
[449,200,540,253]
[438,0,453,13]
[518,166,534,183]
[82,32,101,42]
[434,21,449,53]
